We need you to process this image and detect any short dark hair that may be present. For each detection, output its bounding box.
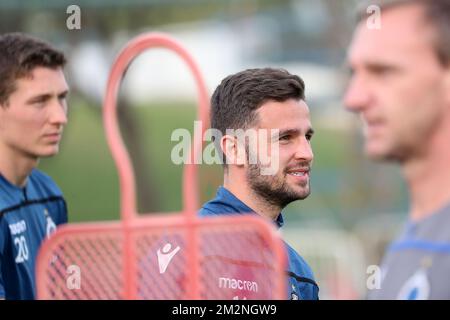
[211,67,306,165]
[356,0,450,66]
[0,32,67,105]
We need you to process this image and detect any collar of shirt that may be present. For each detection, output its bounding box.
[0,172,29,201]
[207,186,284,228]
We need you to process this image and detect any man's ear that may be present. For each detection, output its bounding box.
[221,135,246,166]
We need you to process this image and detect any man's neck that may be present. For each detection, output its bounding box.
[223,175,281,221]
[0,146,37,187]
[403,135,450,222]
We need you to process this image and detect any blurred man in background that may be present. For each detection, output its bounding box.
[199,68,319,300]
[345,0,450,299]
[0,33,69,299]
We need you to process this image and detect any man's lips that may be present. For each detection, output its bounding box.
[367,119,384,126]
[362,114,385,128]
[286,168,310,177]
[43,132,62,141]
[363,118,386,137]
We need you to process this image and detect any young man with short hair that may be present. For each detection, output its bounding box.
[0,33,69,300]
[199,68,319,300]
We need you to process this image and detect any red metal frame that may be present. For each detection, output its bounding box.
[36,32,287,300]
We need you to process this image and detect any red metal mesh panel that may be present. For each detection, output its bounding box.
[134,224,187,299]
[36,215,287,300]
[38,226,124,299]
[198,221,282,300]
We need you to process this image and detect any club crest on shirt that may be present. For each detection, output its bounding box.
[44,209,57,237]
[397,258,432,300]
[291,284,299,300]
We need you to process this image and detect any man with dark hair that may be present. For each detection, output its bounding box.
[345,0,450,299]
[0,33,69,299]
[199,68,319,300]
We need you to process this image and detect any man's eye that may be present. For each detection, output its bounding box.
[280,135,290,141]
[372,66,394,76]
[306,134,313,141]
[32,100,46,107]
[58,93,68,102]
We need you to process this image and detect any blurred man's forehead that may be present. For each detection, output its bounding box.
[349,3,435,66]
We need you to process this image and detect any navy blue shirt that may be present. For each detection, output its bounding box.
[0,169,67,300]
[199,186,319,300]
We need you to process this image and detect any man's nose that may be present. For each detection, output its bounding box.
[294,138,314,163]
[344,74,371,113]
[49,99,68,126]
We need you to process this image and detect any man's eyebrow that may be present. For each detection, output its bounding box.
[26,90,69,104]
[351,59,402,73]
[365,62,399,71]
[26,93,52,103]
[274,128,299,138]
[272,128,314,139]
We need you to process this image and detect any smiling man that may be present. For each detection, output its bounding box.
[199,68,319,300]
[0,33,69,300]
[345,0,450,299]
